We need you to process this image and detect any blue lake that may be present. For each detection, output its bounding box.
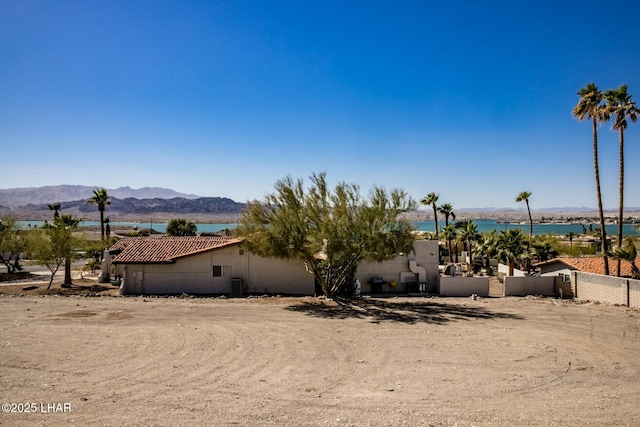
[413,220,639,236]
[17,219,639,236]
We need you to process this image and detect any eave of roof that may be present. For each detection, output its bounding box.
[110,236,242,264]
[534,255,640,277]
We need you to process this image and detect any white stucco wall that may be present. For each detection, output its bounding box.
[120,248,243,295]
[503,276,556,297]
[118,245,314,296]
[356,240,439,293]
[246,255,315,295]
[117,238,439,296]
[439,277,490,297]
[538,263,574,282]
[497,263,527,277]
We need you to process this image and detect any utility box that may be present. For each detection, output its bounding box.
[230,278,243,296]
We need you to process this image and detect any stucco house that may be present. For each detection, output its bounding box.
[108,236,439,296]
[534,255,640,281]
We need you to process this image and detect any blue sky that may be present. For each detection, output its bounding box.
[1,0,639,209]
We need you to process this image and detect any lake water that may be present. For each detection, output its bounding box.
[413,220,639,237]
[17,219,639,236]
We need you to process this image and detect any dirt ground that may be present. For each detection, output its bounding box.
[1,290,640,426]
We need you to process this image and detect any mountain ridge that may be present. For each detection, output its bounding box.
[0,185,201,208]
[1,197,246,222]
[2,186,639,222]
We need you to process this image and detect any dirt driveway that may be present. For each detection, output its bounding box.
[1,294,639,426]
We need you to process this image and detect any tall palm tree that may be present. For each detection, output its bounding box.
[438,203,455,261]
[47,203,61,219]
[438,203,455,227]
[515,191,533,247]
[421,193,439,240]
[86,188,111,241]
[604,85,639,277]
[573,83,610,275]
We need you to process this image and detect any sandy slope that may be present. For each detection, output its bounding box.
[1,295,639,426]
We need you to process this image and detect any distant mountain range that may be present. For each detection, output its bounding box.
[1,185,638,222]
[0,185,200,208]
[0,186,244,222]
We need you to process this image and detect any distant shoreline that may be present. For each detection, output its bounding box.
[8,209,640,224]
[15,219,640,237]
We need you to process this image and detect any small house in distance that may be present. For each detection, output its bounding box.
[108,237,439,296]
[535,255,640,281]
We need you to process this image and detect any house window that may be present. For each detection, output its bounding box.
[558,273,571,282]
[213,265,232,277]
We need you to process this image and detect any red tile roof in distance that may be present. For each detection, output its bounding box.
[111,236,241,264]
[534,256,640,277]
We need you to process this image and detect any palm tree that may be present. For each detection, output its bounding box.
[440,224,457,263]
[454,219,472,250]
[573,83,610,275]
[610,238,639,279]
[86,188,111,241]
[458,220,480,267]
[515,191,533,247]
[438,203,455,227]
[496,229,527,276]
[531,240,559,263]
[477,231,499,272]
[55,214,81,285]
[104,217,111,239]
[438,203,455,261]
[604,85,639,277]
[421,193,439,240]
[566,231,575,249]
[47,203,61,219]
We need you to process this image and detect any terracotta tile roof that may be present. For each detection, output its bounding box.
[110,236,241,264]
[534,256,640,277]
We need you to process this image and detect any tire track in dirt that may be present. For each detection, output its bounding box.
[3,296,640,426]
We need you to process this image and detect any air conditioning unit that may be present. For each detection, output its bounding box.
[230,278,243,296]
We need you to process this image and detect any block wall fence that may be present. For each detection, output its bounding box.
[572,271,640,308]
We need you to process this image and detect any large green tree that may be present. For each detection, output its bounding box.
[86,188,110,241]
[28,227,66,289]
[0,218,26,273]
[31,214,82,287]
[238,173,416,297]
[573,83,610,275]
[515,191,533,247]
[604,85,638,276]
[421,192,439,241]
[166,218,198,236]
